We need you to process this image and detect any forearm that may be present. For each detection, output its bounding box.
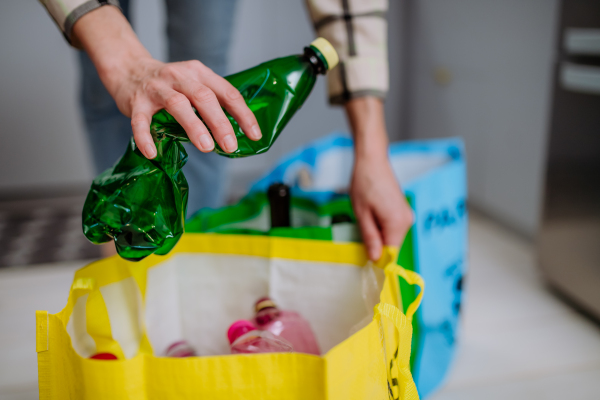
[345,96,411,259]
[344,97,389,160]
[72,6,151,103]
[70,5,258,158]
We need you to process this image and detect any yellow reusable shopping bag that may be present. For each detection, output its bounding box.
[36,233,424,399]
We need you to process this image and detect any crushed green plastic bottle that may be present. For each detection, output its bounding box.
[82,38,339,261]
[82,135,188,261]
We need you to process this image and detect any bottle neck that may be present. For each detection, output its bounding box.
[256,307,280,325]
[303,46,328,75]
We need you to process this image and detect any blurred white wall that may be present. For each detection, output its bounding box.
[406,0,559,237]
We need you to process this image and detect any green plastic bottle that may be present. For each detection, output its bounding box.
[150,37,339,157]
[82,38,338,261]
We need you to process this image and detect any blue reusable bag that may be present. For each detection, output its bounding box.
[251,132,468,398]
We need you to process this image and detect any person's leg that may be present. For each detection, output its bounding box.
[165,0,239,215]
[79,0,132,257]
[79,0,133,174]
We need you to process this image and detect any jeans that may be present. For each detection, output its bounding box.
[79,0,238,216]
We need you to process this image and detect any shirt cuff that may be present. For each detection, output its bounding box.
[39,0,121,46]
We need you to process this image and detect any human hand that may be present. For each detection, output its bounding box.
[73,6,261,159]
[110,57,262,159]
[344,96,413,260]
[351,154,413,261]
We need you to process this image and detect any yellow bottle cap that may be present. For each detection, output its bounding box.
[310,38,339,71]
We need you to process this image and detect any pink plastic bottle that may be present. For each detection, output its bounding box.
[227,320,293,354]
[253,297,321,355]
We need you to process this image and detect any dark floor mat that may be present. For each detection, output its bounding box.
[0,205,101,268]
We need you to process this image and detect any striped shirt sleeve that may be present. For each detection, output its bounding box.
[39,0,121,46]
[305,0,389,104]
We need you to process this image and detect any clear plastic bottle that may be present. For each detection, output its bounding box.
[165,340,196,357]
[253,297,321,355]
[227,320,293,354]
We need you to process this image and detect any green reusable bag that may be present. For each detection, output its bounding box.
[185,188,360,242]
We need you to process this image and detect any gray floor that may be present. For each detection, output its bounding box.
[430,215,600,399]
[1,214,599,399]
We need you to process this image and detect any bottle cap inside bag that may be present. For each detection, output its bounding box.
[227,320,257,344]
[255,297,278,313]
[90,353,118,360]
[310,38,339,71]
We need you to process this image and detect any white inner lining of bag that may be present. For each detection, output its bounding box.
[303,147,451,193]
[390,154,450,184]
[144,253,367,357]
[66,294,97,358]
[99,277,143,359]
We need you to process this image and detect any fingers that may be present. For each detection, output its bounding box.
[205,73,262,141]
[380,210,412,248]
[356,208,383,261]
[177,82,238,153]
[129,60,254,155]
[131,103,157,159]
[161,88,214,152]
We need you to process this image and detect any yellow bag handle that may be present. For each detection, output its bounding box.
[373,302,420,400]
[62,277,127,359]
[372,256,423,400]
[374,246,425,321]
[371,262,424,335]
[384,264,424,321]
